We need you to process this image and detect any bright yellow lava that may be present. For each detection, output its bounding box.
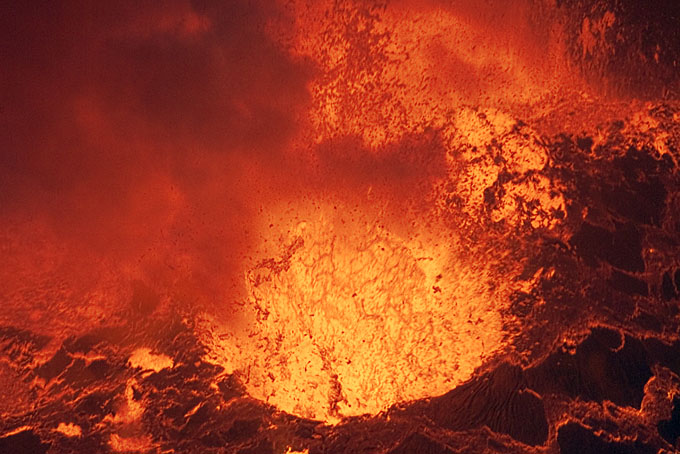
[206,204,508,422]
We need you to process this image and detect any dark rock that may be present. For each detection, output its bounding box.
[526,328,652,408]
[86,359,115,380]
[183,400,217,433]
[58,357,118,389]
[294,420,319,439]
[662,272,677,301]
[35,347,72,382]
[0,430,49,454]
[60,358,91,388]
[49,434,109,454]
[63,326,130,353]
[601,157,667,227]
[200,431,226,448]
[0,326,50,364]
[570,222,645,272]
[75,391,114,417]
[509,291,536,317]
[641,338,680,376]
[225,419,261,442]
[388,432,453,454]
[658,396,680,447]
[218,374,246,401]
[576,136,594,152]
[631,311,663,332]
[63,333,104,354]
[557,422,655,454]
[238,438,274,454]
[422,363,548,446]
[609,270,648,296]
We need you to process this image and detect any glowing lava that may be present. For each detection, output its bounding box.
[205,203,509,422]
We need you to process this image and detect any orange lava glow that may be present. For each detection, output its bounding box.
[4,0,676,445]
[205,200,512,421]
[196,0,574,422]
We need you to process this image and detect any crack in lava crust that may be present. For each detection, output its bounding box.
[205,207,509,422]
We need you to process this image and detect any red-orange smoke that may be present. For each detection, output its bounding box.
[0,0,316,324]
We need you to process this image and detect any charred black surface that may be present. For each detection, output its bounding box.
[0,430,49,454]
[415,363,548,446]
[526,328,652,408]
[662,271,678,301]
[35,347,73,382]
[641,338,680,376]
[609,270,648,297]
[388,432,453,454]
[558,0,680,98]
[557,422,656,454]
[570,222,645,272]
[658,396,680,448]
[604,149,668,227]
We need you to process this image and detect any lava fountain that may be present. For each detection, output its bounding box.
[205,199,512,422]
[1,0,680,453]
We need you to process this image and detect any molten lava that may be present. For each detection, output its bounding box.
[206,202,510,421]
[2,0,680,453]
[199,1,573,422]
